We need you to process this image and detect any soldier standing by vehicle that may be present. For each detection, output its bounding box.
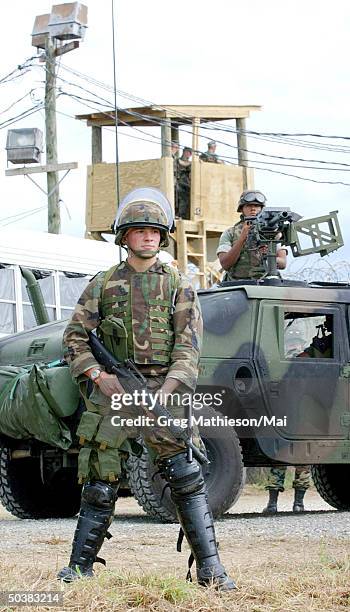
[58,187,235,591]
[263,466,311,514]
[263,316,333,514]
[217,190,288,280]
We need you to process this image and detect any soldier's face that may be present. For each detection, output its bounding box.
[242,203,262,217]
[125,227,161,256]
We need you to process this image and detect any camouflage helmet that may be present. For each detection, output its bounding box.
[114,187,174,247]
[237,190,267,212]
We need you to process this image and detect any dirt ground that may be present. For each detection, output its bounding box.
[0,486,344,575]
[1,487,349,611]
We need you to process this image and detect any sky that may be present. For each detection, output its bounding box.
[2,0,350,275]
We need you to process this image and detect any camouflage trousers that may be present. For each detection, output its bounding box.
[177,184,190,219]
[265,466,311,492]
[76,376,198,484]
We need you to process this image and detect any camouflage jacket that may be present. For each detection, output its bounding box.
[216,220,265,280]
[63,259,202,391]
[199,151,220,163]
[174,158,191,187]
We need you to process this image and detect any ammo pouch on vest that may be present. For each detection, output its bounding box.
[97,316,128,362]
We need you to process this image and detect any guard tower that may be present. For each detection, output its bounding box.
[76,104,261,287]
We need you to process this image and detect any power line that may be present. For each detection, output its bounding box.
[0,102,45,130]
[46,63,350,158]
[46,62,350,162]
[0,204,48,227]
[57,63,350,146]
[0,90,35,116]
[5,56,350,190]
[56,91,350,187]
[0,56,38,85]
[59,89,350,175]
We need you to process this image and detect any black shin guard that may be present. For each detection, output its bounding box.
[58,480,118,582]
[160,452,236,590]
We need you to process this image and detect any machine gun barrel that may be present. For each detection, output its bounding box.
[265,210,290,228]
[88,332,209,466]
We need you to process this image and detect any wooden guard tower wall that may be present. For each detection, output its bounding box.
[77,104,260,287]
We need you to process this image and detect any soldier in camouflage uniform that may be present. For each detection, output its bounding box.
[176,147,192,219]
[217,190,287,280]
[58,187,235,591]
[200,140,223,163]
[263,317,333,515]
[263,466,311,514]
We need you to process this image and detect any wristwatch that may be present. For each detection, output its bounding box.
[89,368,102,382]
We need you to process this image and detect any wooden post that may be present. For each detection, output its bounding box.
[161,118,172,157]
[236,117,248,190]
[192,117,200,160]
[171,125,179,147]
[191,118,201,219]
[45,36,60,234]
[92,126,102,163]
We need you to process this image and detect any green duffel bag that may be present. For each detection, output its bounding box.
[0,364,78,449]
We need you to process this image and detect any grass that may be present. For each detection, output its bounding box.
[0,542,349,611]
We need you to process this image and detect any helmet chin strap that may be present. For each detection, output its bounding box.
[132,248,159,259]
[122,243,160,259]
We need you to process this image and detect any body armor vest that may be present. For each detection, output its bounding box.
[98,261,179,365]
[225,221,265,280]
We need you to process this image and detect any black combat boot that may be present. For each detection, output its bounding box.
[160,452,236,591]
[293,488,306,513]
[262,489,279,514]
[58,480,118,583]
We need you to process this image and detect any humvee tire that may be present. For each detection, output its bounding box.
[0,444,81,519]
[128,425,244,522]
[312,465,350,510]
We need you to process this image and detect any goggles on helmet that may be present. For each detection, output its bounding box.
[240,191,266,205]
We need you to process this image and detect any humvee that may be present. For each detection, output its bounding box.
[0,208,348,521]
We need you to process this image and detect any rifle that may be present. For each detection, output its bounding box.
[88,332,209,466]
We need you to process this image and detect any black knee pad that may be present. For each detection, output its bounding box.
[82,480,118,510]
[160,452,205,496]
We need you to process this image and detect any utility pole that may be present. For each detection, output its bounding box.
[236,117,248,190]
[45,36,60,233]
[5,4,86,232]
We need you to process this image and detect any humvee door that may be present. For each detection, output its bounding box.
[255,302,349,440]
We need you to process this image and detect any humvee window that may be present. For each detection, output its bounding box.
[0,302,16,334]
[284,313,333,359]
[0,268,16,334]
[59,274,90,317]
